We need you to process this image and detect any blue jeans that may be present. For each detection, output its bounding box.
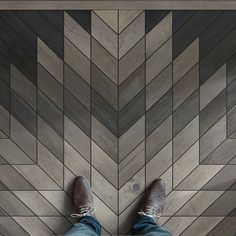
[65,216,171,236]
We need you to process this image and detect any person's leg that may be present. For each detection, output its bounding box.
[131,178,172,236]
[132,216,171,236]
[65,176,101,236]
[65,216,101,236]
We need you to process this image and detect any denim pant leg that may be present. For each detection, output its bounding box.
[131,216,172,236]
[64,216,101,236]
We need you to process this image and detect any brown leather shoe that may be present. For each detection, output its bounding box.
[71,176,95,218]
[138,178,165,222]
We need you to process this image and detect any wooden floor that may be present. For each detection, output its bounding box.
[0,9,236,236]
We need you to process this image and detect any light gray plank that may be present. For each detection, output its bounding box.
[13,217,54,235]
[94,10,118,33]
[92,11,118,58]
[119,141,145,188]
[13,165,61,190]
[64,140,90,181]
[13,191,61,216]
[0,217,28,236]
[38,142,63,188]
[38,116,63,161]
[119,10,142,33]
[2,1,236,10]
[64,116,90,162]
[119,12,144,59]
[119,115,145,162]
[146,141,172,186]
[119,167,145,213]
[92,168,118,213]
[0,139,34,164]
[0,191,33,216]
[40,191,72,216]
[0,165,34,190]
[173,141,199,187]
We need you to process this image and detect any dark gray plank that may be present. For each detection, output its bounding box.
[38,90,63,136]
[145,10,170,34]
[65,63,90,111]
[173,89,199,136]
[227,80,236,112]
[173,11,222,59]
[92,89,118,137]
[227,51,236,84]
[119,89,145,137]
[0,26,37,85]
[66,10,91,34]
[173,10,197,33]
[200,11,236,58]
[227,105,236,138]
[92,64,117,110]
[146,89,172,136]
[38,63,63,110]
[16,11,63,59]
[0,53,9,85]
[0,77,9,112]
[200,89,226,136]
[64,89,90,137]
[11,116,37,163]
[40,11,64,34]
[0,11,36,59]
[11,91,36,136]
[11,64,36,110]
[200,28,236,84]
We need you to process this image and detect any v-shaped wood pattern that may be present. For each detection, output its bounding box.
[0,10,236,236]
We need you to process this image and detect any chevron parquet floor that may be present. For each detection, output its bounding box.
[0,10,236,236]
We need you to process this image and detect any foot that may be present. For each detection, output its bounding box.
[71,176,95,218]
[138,178,165,222]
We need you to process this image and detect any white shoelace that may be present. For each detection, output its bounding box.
[138,207,161,221]
[71,205,95,218]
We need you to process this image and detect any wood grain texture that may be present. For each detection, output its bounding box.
[0,9,235,236]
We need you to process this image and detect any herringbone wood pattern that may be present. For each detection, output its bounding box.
[0,10,236,236]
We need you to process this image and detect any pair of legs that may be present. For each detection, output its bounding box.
[65,177,172,236]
